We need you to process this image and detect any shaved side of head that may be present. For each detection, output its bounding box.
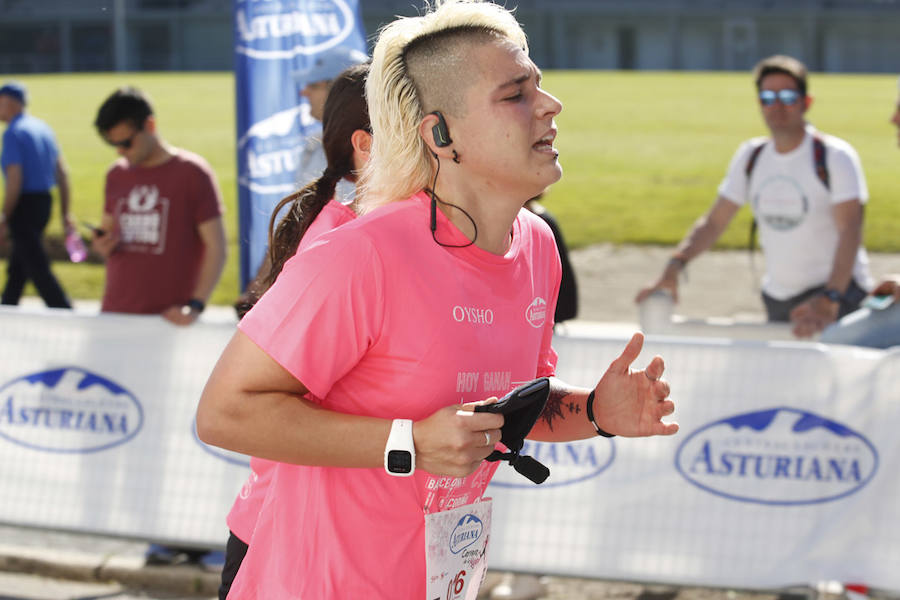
[403,27,505,117]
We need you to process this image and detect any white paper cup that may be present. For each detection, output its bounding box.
[639,289,674,334]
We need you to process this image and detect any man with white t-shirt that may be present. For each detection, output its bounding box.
[636,55,872,338]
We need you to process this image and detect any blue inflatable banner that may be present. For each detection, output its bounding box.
[233,0,366,289]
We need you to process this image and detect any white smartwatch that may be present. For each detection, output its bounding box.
[384,419,415,477]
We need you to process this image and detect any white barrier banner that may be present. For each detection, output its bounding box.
[0,307,249,547]
[0,307,898,591]
[487,333,900,591]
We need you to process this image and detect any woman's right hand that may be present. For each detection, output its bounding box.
[412,401,504,478]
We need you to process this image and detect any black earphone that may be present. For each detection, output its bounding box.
[429,111,449,233]
[430,111,452,147]
[426,111,475,247]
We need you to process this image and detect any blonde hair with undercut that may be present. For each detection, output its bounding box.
[361,0,528,209]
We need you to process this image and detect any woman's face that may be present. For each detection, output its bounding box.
[444,40,563,201]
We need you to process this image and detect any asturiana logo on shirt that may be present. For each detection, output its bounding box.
[525,297,547,328]
[449,514,484,554]
[0,367,143,453]
[452,305,494,325]
[675,407,878,506]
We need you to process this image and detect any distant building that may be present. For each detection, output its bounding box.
[1,0,898,73]
[0,0,231,72]
[508,0,900,72]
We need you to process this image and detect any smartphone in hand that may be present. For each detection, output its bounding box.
[864,295,894,311]
[80,221,106,236]
[474,377,551,484]
[474,378,550,416]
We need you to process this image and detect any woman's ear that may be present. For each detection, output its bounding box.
[418,112,453,160]
[350,129,372,172]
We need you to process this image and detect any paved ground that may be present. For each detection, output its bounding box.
[3,244,899,599]
[569,244,900,324]
[0,520,819,600]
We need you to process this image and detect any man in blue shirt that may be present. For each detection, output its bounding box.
[0,81,73,308]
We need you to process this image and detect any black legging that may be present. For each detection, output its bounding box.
[2,192,71,309]
[219,531,249,600]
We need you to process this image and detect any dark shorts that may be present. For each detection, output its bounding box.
[219,531,249,600]
[761,279,868,322]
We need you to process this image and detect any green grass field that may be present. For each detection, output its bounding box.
[3,70,898,305]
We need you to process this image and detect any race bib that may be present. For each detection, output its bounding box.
[424,498,492,600]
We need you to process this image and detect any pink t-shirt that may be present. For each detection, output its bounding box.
[232,190,560,599]
[226,198,357,544]
[101,150,223,314]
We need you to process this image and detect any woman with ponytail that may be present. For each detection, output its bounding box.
[234,61,371,318]
[218,61,370,600]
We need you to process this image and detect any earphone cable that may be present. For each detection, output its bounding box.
[427,156,477,249]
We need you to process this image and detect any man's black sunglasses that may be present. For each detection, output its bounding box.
[106,128,142,149]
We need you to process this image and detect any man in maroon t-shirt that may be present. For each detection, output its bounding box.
[91,86,226,326]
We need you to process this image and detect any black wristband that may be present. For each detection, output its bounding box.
[821,288,842,303]
[585,390,615,438]
[186,298,205,313]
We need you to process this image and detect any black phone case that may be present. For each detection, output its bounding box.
[474,377,550,451]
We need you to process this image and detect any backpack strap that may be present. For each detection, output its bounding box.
[745,141,766,253]
[812,134,829,190]
[745,135,829,185]
[745,141,766,180]
[811,134,859,223]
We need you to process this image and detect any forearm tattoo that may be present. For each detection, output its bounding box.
[540,378,583,432]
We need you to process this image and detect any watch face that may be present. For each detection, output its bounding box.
[386,450,413,474]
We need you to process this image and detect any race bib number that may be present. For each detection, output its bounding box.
[424,499,492,600]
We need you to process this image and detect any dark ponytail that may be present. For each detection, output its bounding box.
[234,62,370,318]
[262,168,342,289]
